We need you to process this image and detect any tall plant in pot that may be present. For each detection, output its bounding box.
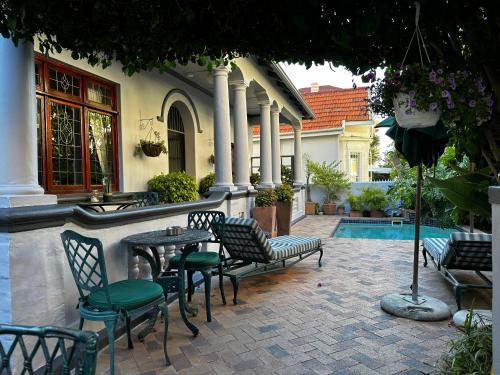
[311,161,350,215]
[304,154,318,215]
[275,184,294,236]
[252,189,277,238]
[360,186,387,218]
[348,193,363,217]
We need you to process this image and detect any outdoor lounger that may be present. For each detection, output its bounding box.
[215,217,323,304]
[422,232,492,310]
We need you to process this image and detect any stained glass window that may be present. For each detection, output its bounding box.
[36,97,43,186]
[35,63,42,88]
[87,81,112,107]
[48,67,81,97]
[88,111,114,185]
[49,102,83,186]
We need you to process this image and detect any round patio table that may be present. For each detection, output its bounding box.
[121,228,211,336]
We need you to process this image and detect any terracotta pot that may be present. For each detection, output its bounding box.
[252,206,277,238]
[305,201,316,215]
[276,201,292,236]
[349,210,363,217]
[337,207,345,215]
[323,203,337,215]
[103,192,113,202]
[371,210,385,218]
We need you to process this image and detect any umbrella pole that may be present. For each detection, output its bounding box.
[411,163,423,303]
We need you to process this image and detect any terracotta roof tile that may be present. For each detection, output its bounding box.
[253,87,370,135]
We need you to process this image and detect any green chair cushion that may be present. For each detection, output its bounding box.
[88,279,163,311]
[168,251,220,269]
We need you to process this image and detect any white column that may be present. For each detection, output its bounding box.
[271,106,282,186]
[258,101,274,188]
[230,81,252,190]
[211,66,236,191]
[0,38,56,207]
[293,127,304,186]
[490,187,500,374]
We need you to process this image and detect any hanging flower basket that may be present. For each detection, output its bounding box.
[393,93,441,129]
[140,140,167,157]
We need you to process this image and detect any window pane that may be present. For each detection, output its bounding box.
[49,102,83,185]
[35,63,41,87]
[87,81,112,107]
[88,111,114,185]
[36,98,43,186]
[167,107,185,172]
[49,67,81,97]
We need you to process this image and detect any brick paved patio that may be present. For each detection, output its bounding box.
[97,215,492,374]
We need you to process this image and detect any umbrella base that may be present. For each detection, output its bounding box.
[380,293,451,321]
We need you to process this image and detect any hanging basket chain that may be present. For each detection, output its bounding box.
[400,1,431,70]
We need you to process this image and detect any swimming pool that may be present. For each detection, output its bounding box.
[332,222,458,240]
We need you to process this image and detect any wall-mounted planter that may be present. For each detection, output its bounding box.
[141,142,164,157]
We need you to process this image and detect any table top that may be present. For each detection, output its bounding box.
[121,228,211,247]
[78,200,139,207]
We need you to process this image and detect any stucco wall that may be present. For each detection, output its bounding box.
[339,123,373,182]
[34,47,216,191]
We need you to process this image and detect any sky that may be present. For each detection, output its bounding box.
[280,62,392,165]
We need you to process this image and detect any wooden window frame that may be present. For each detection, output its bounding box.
[35,54,120,193]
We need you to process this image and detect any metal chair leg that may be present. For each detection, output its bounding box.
[422,248,428,267]
[187,270,194,303]
[201,271,212,322]
[454,286,463,311]
[318,248,323,267]
[104,318,117,375]
[230,277,240,305]
[126,316,134,349]
[78,318,84,330]
[160,303,171,366]
[218,263,226,305]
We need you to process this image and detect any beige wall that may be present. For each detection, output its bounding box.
[34,46,216,192]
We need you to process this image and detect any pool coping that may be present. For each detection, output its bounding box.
[330,217,463,238]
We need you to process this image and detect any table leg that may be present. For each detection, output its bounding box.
[177,243,199,336]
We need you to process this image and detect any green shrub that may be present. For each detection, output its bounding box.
[436,310,492,375]
[310,161,351,203]
[250,172,260,186]
[359,186,387,211]
[198,172,215,194]
[275,184,294,203]
[255,189,276,207]
[147,172,198,203]
[347,193,363,211]
[281,165,293,185]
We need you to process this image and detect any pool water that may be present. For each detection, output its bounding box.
[332,223,457,240]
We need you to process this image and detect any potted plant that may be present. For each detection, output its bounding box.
[311,161,350,215]
[275,184,294,236]
[360,186,387,218]
[147,172,198,203]
[304,154,317,215]
[102,176,113,202]
[347,193,363,217]
[252,189,277,237]
[365,64,493,129]
[139,130,167,157]
[337,204,345,215]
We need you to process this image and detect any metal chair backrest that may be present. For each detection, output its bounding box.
[213,217,273,263]
[187,211,225,244]
[0,324,98,374]
[60,230,112,307]
[133,192,160,207]
[446,232,493,271]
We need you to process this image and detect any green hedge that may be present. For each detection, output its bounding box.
[147,172,198,203]
[198,172,215,194]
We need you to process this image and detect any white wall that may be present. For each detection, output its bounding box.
[34,47,216,191]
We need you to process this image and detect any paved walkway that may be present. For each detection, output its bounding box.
[98,215,491,374]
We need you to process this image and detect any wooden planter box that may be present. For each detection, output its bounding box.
[371,210,385,218]
[276,201,292,236]
[252,206,277,238]
[305,201,316,215]
[323,203,337,215]
[349,210,363,217]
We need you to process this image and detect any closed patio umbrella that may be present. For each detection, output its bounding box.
[380,118,452,321]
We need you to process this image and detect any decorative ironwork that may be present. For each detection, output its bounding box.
[49,68,81,97]
[167,106,185,172]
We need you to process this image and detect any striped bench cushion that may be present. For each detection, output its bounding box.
[422,237,448,264]
[268,235,321,260]
[424,232,492,269]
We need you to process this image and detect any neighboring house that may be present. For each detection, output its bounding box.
[253,84,375,185]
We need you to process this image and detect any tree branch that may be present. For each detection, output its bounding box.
[480,145,500,184]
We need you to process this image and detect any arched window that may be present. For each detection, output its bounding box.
[167,106,186,172]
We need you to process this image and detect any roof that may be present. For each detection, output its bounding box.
[253,86,370,135]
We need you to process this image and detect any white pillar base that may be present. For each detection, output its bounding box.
[0,194,57,208]
[257,182,275,189]
[293,182,304,188]
[236,184,254,191]
[210,185,238,192]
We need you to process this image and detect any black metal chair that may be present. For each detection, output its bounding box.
[0,324,98,374]
[133,192,159,207]
[165,211,226,322]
